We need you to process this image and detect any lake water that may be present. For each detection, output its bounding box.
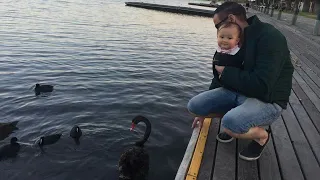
[0,0,218,179]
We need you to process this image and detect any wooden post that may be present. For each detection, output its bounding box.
[265,6,268,13]
[291,1,300,25]
[277,10,282,20]
[314,12,320,35]
[278,3,286,20]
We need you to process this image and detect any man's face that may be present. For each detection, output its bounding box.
[213,14,229,29]
[213,14,241,30]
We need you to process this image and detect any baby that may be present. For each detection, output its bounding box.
[213,22,244,72]
[217,22,241,55]
[212,22,244,84]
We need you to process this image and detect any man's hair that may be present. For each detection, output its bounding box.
[214,2,247,21]
[218,22,242,38]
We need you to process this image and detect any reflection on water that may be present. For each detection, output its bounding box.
[0,0,218,179]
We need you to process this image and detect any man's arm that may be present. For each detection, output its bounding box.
[209,51,221,90]
[220,32,288,99]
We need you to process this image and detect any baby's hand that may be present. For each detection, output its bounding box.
[215,65,225,74]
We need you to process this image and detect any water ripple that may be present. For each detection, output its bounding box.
[0,0,218,179]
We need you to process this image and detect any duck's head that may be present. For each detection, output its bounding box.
[11,137,18,144]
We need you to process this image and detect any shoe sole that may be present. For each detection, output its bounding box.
[238,153,261,161]
[238,137,269,161]
[216,136,234,143]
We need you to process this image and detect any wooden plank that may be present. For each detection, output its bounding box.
[290,45,320,79]
[292,77,320,132]
[175,126,201,180]
[290,52,320,92]
[300,65,320,89]
[271,116,304,180]
[290,34,320,60]
[282,102,320,180]
[287,34,320,74]
[258,132,282,180]
[237,140,259,180]
[289,42,320,79]
[303,52,320,71]
[212,124,236,180]
[290,90,320,164]
[293,71,320,112]
[289,33,320,59]
[198,117,220,180]
[295,67,320,99]
[186,118,212,180]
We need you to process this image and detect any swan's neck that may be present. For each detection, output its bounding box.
[135,119,151,147]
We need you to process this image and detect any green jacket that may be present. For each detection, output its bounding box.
[209,15,294,109]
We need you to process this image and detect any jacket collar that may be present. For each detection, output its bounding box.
[244,15,262,36]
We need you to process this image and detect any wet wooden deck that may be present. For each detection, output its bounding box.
[188,3,218,8]
[125,2,215,17]
[176,10,320,180]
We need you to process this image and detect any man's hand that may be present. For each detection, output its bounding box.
[191,117,205,129]
[215,65,225,75]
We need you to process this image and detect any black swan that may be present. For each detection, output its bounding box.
[0,121,19,141]
[118,115,151,180]
[34,83,54,95]
[38,134,62,151]
[70,125,82,145]
[0,137,20,161]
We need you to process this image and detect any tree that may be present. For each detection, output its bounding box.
[302,0,311,12]
[316,0,320,14]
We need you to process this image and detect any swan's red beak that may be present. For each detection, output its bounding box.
[130,123,135,131]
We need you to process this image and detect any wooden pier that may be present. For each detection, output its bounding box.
[188,3,218,8]
[176,11,320,180]
[125,2,215,17]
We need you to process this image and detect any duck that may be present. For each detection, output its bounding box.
[0,121,19,141]
[0,137,21,161]
[38,134,62,151]
[118,115,151,180]
[34,83,54,95]
[70,125,82,145]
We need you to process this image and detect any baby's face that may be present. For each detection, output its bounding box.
[217,27,240,50]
